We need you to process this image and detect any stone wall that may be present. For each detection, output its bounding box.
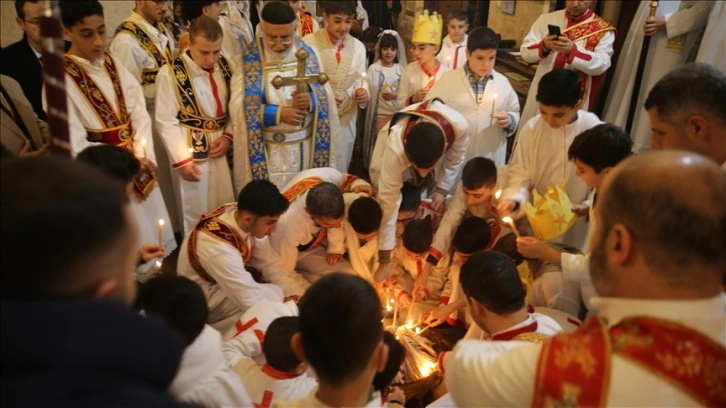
[487,0,551,47]
[1,1,134,48]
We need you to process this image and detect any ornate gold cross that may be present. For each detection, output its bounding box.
[271,48,329,93]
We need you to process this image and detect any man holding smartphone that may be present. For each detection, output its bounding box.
[518,0,615,133]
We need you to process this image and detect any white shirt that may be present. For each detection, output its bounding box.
[438,34,468,70]
[428,67,520,167]
[169,325,253,406]
[444,294,726,407]
[177,206,302,318]
[370,100,470,251]
[234,357,317,407]
[274,388,384,408]
[500,111,602,249]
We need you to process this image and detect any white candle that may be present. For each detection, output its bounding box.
[158,219,165,247]
[490,93,498,127]
[141,138,147,158]
[495,189,502,200]
[502,216,521,237]
[360,72,367,89]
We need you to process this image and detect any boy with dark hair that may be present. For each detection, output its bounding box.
[303,0,369,170]
[430,26,520,167]
[235,316,317,406]
[499,69,603,249]
[396,9,449,108]
[419,157,504,297]
[373,332,407,407]
[136,275,253,406]
[270,167,373,284]
[177,179,304,333]
[156,14,236,234]
[1,157,185,406]
[57,0,177,265]
[369,97,469,284]
[283,273,389,408]
[517,123,632,315]
[439,9,469,70]
[396,181,421,236]
[424,217,491,328]
[76,145,167,281]
[393,217,448,308]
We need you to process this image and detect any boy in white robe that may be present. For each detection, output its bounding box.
[429,27,519,167]
[223,300,299,364]
[55,1,176,273]
[269,167,373,284]
[110,0,179,233]
[136,276,253,407]
[344,196,382,281]
[155,16,235,234]
[438,9,468,70]
[235,316,318,407]
[395,10,449,110]
[498,69,602,250]
[517,124,633,316]
[276,273,388,408]
[518,0,614,136]
[369,99,469,284]
[177,180,304,333]
[304,0,370,170]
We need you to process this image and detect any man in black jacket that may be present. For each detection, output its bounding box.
[0,157,190,407]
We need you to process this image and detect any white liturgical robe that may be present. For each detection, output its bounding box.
[500,111,602,249]
[395,61,450,111]
[519,8,614,136]
[235,357,318,408]
[443,294,726,407]
[169,325,253,406]
[155,51,235,234]
[428,67,520,167]
[304,30,369,170]
[56,54,176,273]
[370,99,469,252]
[438,34,468,71]
[603,1,717,152]
[177,206,303,328]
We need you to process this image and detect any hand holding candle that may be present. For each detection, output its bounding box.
[502,216,521,237]
[490,93,498,127]
[359,72,367,89]
[158,219,165,247]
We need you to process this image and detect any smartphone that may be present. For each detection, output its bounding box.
[547,24,562,37]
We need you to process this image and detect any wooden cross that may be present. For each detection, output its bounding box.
[271,48,329,94]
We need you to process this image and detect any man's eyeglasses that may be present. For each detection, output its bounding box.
[22,18,41,26]
[263,36,293,46]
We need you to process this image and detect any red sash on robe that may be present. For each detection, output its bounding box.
[64,53,156,201]
[532,316,726,407]
[188,204,262,284]
[299,12,315,37]
[558,15,615,109]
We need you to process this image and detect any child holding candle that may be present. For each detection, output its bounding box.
[362,30,406,168]
[303,0,370,170]
[429,26,520,167]
[395,9,449,110]
[516,124,632,315]
[438,9,469,70]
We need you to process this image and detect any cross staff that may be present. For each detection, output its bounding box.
[271,48,329,94]
[40,0,71,156]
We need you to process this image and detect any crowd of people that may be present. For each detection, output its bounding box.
[1,0,725,407]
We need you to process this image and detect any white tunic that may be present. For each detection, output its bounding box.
[340,193,379,282]
[395,61,450,111]
[362,61,404,168]
[438,34,468,70]
[443,294,726,407]
[169,325,253,407]
[304,30,369,171]
[603,1,715,152]
[519,9,614,137]
[223,301,299,365]
[155,51,236,233]
[560,188,598,314]
[428,67,520,167]
[274,389,384,408]
[177,206,303,325]
[499,111,602,249]
[234,357,318,407]
[109,11,175,101]
[269,168,370,273]
[370,100,469,252]
[57,55,176,264]
[230,40,344,192]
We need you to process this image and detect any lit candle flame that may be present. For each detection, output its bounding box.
[155,260,162,270]
[386,305,392,312]
[502,216,521,237]
[188,147,194,154]
[415,327,421,334]
[158,219,165,227]
[141,139,147,147]
[407,319,414,328]
[495,189,502,199]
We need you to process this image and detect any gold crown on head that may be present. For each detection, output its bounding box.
[524,184,578,241]
[412,9,443,45]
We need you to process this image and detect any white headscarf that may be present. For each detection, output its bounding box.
[374,29,407,67]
